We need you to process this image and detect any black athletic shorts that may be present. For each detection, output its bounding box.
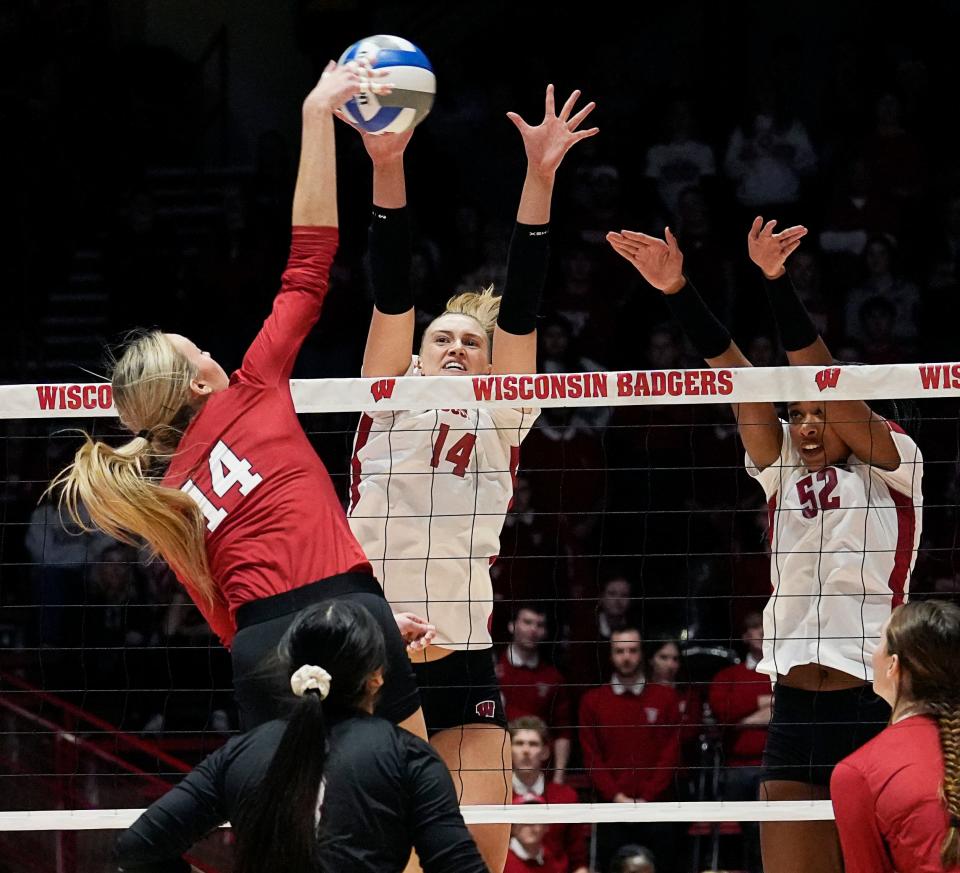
[413,648,507,735]
[761,683,889,786]
[231,573,421,731]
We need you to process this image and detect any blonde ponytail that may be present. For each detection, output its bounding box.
[443,285,501,346]
[46,331,217,603]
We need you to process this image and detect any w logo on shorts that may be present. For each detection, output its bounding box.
[370,379,396,402]
[816,367,841,392]
[475,700,497,719]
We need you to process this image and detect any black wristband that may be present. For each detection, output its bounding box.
[662,277,731,360]
[368,206,413,314]
[496,222,550,335]
[763,271,818,352]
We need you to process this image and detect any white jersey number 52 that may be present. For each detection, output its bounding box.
[181,441,263,531]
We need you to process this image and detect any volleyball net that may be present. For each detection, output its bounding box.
[1,362,957,872]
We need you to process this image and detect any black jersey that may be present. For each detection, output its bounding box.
[116,714,488,873]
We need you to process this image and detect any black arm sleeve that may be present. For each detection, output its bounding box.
[762,271,819,351]
[662,277,732,360]
[115,747,230,873]
[496,222,550,336]
[369,206,413,314]
[403,736,490,873]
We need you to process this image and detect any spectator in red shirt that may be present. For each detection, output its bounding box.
[709,612,771,772]
[831,599,960,873]
[510,716,589,873]
[579,628,682,872]
[505,795,553,872]
[708,611,770,873]
[646,637,703,748]
[566,574,639,695]
[498,605,574,781]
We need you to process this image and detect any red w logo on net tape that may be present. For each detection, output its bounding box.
[370,379,396,402]
[815,367,841,392]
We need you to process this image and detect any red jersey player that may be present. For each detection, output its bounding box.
[52,62,430,734]
[832,600,960,873]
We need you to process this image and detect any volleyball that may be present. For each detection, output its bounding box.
[337,34,435,134]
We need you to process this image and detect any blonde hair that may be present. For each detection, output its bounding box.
[47,331,217,602]
[437,285,501,347]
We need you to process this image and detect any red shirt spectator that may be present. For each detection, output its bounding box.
[505,796,557,873]
[708,613,771,766]
[510,717,589,873]
[498,605,574,780]
[579,629,681,802]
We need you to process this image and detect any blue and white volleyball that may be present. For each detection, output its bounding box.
[338,35,435,135]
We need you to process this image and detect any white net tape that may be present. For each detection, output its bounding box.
[0,801,834,831]
[5,361,960,418]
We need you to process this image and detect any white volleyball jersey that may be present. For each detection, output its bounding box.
[348,376,538,650]
[746,421,922,681]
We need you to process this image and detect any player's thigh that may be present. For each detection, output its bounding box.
[430,724,511,803]
[398,707,428,741]
[759,780,842,873]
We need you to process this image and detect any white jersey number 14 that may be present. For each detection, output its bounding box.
[181,440,263,531]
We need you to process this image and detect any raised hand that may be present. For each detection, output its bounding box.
[343,126,414,166]
[747,216,808,279]
[305,58,392,115]
[606,227,686,294]
[507,84,599,179]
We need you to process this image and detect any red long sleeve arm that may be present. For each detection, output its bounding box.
[238,226,338,387]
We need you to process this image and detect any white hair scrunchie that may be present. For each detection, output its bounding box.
[290,664,332,700]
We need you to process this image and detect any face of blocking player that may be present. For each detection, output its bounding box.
[787,401,851,472]
[610,630,644,681]
[166,334,230,397]
[511,728,549,776]
[649,641,680,685]
[418,313,492,377]
[510,608,548,653]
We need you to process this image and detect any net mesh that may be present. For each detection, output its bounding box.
[1,365,957,872]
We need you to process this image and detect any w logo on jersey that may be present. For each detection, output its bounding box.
[475,700,497,719]
[816,367,841,392]
[370,379,396,402]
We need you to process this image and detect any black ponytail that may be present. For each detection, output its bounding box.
[233,600,387,873]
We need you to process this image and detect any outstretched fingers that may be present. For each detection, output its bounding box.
[544,83,556,118]
[621,229,663,247]
[505,110,529,132]
[567,100,597,130]
[773,225,808,242]
[558,88,582,123]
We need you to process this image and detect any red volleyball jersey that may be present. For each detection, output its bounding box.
[832,716,956,873]
[162,227,371,646]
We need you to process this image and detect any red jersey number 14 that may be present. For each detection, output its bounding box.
[181,440,263,531]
